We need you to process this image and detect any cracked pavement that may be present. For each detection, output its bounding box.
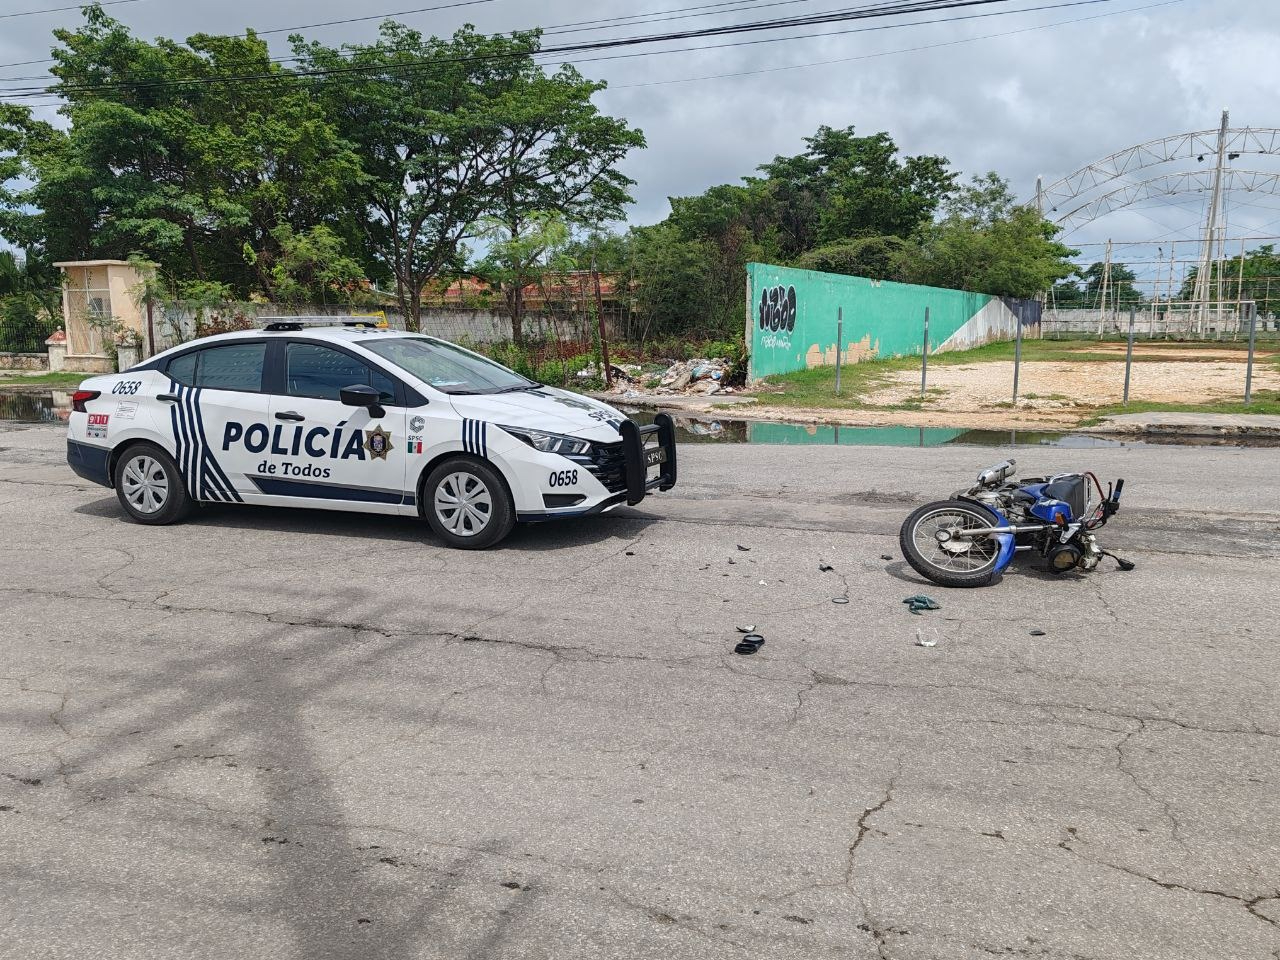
[1,420,1278,959]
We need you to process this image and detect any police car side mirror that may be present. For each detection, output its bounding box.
[340,384,384,419]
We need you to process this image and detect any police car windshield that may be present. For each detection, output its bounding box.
[359,336,536,395]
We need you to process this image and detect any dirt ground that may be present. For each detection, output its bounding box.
[870,359,1280,412]
[1064,342,1280,361]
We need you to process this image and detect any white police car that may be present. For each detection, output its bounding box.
[65,321,677,548]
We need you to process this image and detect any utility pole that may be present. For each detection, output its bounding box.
[1098,239,1112,338]
[1235,239,1247,339]
[1034,175,1048,319]
[591,251,612,389]
[1192,109,1230,334]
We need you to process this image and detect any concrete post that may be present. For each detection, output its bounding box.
[45,329,67,372]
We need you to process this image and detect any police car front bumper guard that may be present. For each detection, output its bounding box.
[618,412,678,505]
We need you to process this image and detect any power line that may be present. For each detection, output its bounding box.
[0,0,505,74]
[0,0,1098,99]
[0,0,142,20]
[0,0,901,74]
[610,0,1167,87]
[0,0,835,82]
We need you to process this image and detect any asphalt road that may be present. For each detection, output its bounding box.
[2,420,1278,960]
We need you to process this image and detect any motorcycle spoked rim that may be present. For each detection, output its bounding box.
[909,504,1003,575]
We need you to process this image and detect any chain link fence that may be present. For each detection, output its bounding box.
[1042,303,1280,341]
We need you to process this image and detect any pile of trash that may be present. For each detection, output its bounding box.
[577,355,738,397]
[654,357,735,396]
[574,362,643,387]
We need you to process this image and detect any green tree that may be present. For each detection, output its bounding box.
[244,225,370,305]
[0,8,364,296]
[0,249,61,352]
[472,212,572,341]
[294,24,643,332]
[759,125,956,252]
[1076,261,1144,307]
[1179,244,1280,316]
[908,175,1077,298]
[660,180,782,333]
[627,223,718,339]
[793,236,913,280]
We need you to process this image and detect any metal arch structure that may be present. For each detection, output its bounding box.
[1036,126,1280,217]
[1053,169,1280,233]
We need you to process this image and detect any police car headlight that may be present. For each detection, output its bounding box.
[500,425,591,457]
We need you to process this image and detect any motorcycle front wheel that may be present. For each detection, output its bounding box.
[900,500,1004,588]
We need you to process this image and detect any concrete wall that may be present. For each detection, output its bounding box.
[0,352,49,371]
[151,303,620,352]
[745,262,1039,381]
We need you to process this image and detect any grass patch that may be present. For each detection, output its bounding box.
[0,371,93,388]
[1081,391,1280,424]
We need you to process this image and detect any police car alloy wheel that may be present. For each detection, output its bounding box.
[113,443,193,525]
[423,457,514,549]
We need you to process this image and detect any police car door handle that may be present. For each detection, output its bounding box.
[274,410,305,422]
[158,393,179,403]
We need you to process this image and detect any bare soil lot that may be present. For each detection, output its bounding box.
[871,359,1279,412]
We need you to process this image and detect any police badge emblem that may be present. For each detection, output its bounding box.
[364,425,394,460]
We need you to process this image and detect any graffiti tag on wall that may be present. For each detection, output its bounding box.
[758,284,797,348]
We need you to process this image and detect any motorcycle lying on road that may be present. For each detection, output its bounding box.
[899,460,1134,588]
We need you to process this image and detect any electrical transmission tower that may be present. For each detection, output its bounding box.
[1190,110,1231,333]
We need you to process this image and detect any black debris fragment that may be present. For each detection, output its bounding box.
[819,563,834,572]
[832,597,850,605]
[734,633,765,655]
[880,554,893,561]
[737,544,751,552]
[1029,629,1046,636]
[736,625,757,633]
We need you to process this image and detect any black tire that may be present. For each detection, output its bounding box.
[113,441,194,526]
[421,456,516,550]
[899,499,1003,588]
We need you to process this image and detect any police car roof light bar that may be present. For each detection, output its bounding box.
[258,317,383,332]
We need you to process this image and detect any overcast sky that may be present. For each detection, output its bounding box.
[1,0,1276,285]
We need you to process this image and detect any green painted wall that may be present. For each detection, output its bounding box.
[746,262,995,380]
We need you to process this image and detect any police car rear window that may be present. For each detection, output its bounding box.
[168,343,265,391]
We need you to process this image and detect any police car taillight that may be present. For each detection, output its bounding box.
[71,390,99,413]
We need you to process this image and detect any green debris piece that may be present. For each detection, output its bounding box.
[902,595,941,615]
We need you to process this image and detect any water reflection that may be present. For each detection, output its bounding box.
[620,409,1110,448]
[0,391,66,423]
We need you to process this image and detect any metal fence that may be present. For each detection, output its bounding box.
[1042,303,1280,341]
[0,305,60,355]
